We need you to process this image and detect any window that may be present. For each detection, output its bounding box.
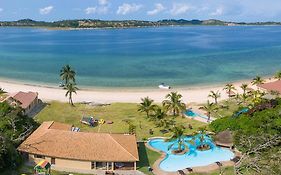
[34,154,45,159]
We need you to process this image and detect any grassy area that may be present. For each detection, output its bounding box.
[35,101,207,140]
[3,165,94,175]
[137,142,161,175]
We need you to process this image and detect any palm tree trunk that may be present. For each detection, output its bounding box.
[173,109,176,116]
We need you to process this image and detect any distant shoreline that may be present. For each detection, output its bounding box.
[1,19,281,31]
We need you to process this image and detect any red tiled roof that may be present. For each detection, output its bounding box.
[258,80,281,94]
[18,121,139,162]
[12,91,38,109]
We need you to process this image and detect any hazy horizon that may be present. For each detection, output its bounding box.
[1,0,281,22]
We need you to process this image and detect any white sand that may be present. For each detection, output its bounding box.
[0,79,258,104]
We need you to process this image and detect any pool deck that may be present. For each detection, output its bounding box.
[146,138,241,175]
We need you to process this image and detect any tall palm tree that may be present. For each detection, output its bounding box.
[167,125,188,153]
[65,83,78,106]
[208,90,221,104]
[196,127,211,150]
[251,76,265,86]
[138,97,156,118]
[201,100,217,122]
[240,84,248,96]
[60,65,76,86]
[274,71,281,80]
[223,84,236,98]
[163,92,186,116]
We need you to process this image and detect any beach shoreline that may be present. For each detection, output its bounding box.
[0,76,269,104]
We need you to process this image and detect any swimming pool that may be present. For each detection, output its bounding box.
[148,135,234,172]
[185,109,209,120]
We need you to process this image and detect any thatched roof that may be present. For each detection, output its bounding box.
[214,130,233,147]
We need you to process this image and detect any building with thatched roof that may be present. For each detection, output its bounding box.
[18,121,139,171]
[214,130,234,148]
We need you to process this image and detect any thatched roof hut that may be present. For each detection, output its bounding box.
[214,130,234,148]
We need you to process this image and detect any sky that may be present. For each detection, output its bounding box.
[1,0,281,22]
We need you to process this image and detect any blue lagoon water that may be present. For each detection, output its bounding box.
[1,26,281,88]
[149,136,234,172]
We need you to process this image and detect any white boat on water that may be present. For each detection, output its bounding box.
[158,83,171,89]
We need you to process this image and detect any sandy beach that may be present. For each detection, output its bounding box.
[0,78,259,104]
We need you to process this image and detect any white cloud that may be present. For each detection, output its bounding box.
[98,0,109,6]
[170,3,191,16]
[39,6,53,15]
[85,7,97,14]
[85,6,108,15]
[117,3,142,15]
[147,3,165,16]
[210,6,224,16]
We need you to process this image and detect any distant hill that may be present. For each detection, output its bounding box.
[0,19,281,29]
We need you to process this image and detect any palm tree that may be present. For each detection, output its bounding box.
[251,76,265,86]
[0,88,6,95]
[208,90,221,104]
[163,92,186,116]
[251,90,264,105]
[65,83,78,106]
[201,100,217,122]
[196,127,211,150]
[167,125,188,153]
[152,106,168,127]
[223,84,236,98]
[240,84,248,96]
[274,71,281,80]
[138,97,156,118]
[60,65,76,86]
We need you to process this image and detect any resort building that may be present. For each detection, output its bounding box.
[17,121,139,172]
[258,80,281,94]
[5,91,39,115]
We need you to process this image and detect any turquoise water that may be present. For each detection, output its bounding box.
[1,26,281,88]
[185,109,209,120]
[149,135,234,172]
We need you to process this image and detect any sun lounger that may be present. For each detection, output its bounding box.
[231,156,240,163]
[186,167,193,173]
[177,170,185,175]
[215,161,223,166]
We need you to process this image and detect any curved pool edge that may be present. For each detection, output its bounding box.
[145,137,242,175]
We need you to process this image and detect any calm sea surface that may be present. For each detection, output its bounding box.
[1,26,281,88]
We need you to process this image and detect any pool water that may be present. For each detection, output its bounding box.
[148,135,234,172]
[185,110,209,120]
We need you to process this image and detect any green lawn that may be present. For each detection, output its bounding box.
[34,101,206,174]
[35,101,207,140]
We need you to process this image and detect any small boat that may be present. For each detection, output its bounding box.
[158,83,171,89]
[59,82,65,87]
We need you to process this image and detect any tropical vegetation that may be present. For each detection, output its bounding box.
[162,92,186,116]
[167,125,188,153]
[223,83,236,98]
[208,90,221,104]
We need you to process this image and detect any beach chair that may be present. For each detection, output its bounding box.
[186,167,193,173]
[177,170,186,175]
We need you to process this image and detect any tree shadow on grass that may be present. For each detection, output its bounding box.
[137,142,150,169]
